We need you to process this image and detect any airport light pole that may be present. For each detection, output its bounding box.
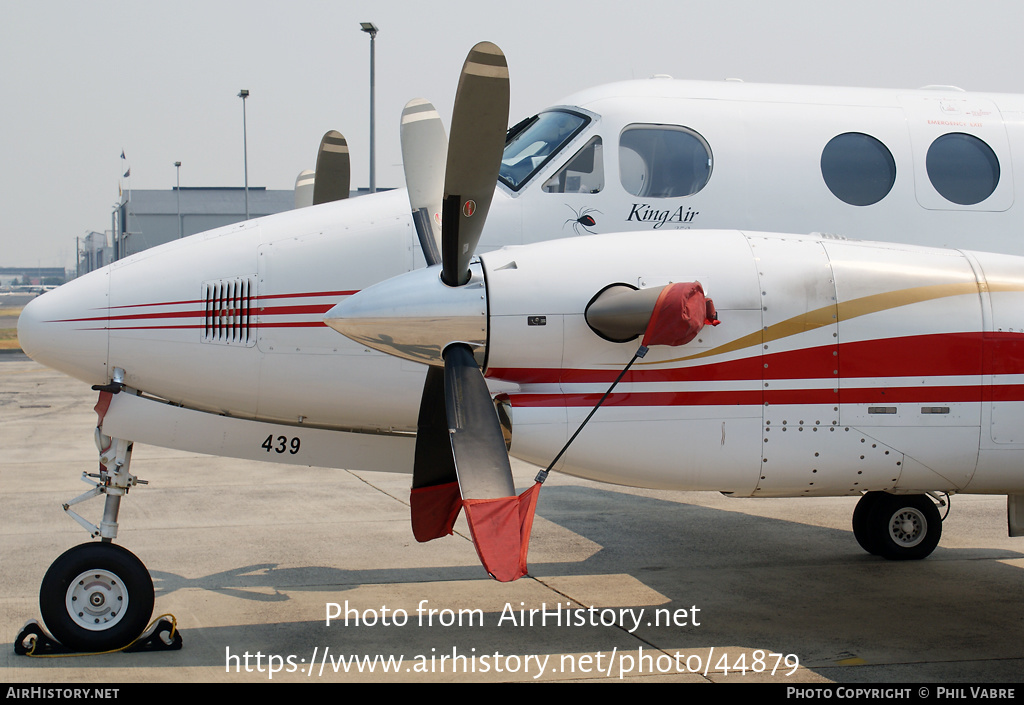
[174,161,182,238]
[238,89,250,219]
[360,22,378,194]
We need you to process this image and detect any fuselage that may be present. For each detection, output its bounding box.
[515,78,1024,254]
[19,77,1024,450]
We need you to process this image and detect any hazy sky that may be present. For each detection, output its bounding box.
[2,0,1023,268]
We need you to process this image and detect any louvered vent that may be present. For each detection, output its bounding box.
[202,277,256,346]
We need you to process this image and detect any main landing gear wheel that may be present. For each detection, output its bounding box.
[851,491,884,555]
[39,542,154,652]
[852,492,941,561]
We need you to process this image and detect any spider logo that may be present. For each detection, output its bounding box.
[563,205,602,235]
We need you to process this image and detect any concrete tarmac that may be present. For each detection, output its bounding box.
[2,359,1022,684]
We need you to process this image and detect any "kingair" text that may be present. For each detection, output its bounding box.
[627,204,699,229]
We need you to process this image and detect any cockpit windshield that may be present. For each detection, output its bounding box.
[499,110,590,191]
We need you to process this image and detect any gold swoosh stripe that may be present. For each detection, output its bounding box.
[644,280,1017,366]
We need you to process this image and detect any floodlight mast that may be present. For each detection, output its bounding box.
[238,89,250,219]
[174,162,181,238]
[360,22,378,194]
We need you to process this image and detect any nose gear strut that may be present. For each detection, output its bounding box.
[15,378,170,654]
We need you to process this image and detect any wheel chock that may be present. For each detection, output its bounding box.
[14,617,183,656]
[15,620,68,656]
[125,617,183,652]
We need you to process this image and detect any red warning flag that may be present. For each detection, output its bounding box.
[94,390,114,426]
[93,390,115,455]
[462,482,541,582]
[410,481,463,543]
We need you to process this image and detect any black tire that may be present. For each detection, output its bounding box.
[40,543,154,652]
[866,493,942,561]
[852,491,885,555]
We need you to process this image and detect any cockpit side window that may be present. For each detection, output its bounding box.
[619,125,712,198]
[542,137,603,193]
[499,110,590,191]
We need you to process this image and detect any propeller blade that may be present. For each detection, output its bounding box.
[380,42,530,579]
[444,343,537,582]
[294,170,315,209]
[312,130,351,205]
[410,366,461,543]
[401,99,447,266]
[443,344,515,499]
[441,42,510,287]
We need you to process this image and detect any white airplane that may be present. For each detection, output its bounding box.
[16,42,1024,652]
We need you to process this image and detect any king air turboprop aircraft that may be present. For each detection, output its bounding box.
[16,41,1024,652]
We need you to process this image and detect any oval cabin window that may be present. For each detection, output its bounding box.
[925,132,1000,206]
[820,133,896,206]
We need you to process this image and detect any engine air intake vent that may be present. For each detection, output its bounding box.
[202,277,256,346]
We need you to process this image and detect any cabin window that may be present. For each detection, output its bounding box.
[926,133,1000,205]
[619,125,712,198]
[499,110,590,191]
[542,137,603,193]
[820,133,896,206]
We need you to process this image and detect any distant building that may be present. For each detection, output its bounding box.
[78,231,112,277]
[116,187,294,260]
[0,266,66,287]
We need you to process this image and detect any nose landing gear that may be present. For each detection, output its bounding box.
[22,388,167,654]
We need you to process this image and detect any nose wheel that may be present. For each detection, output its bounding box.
[39,542,154,652]
[852,491,942,560]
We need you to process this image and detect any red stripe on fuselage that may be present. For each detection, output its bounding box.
[50,289,358,325]
[103,290,358,310]
[487,332,1014,385]
[509,384,1024,408]
[495,332,1024,408]
[97,321,331,331]
[52,303,339,325]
